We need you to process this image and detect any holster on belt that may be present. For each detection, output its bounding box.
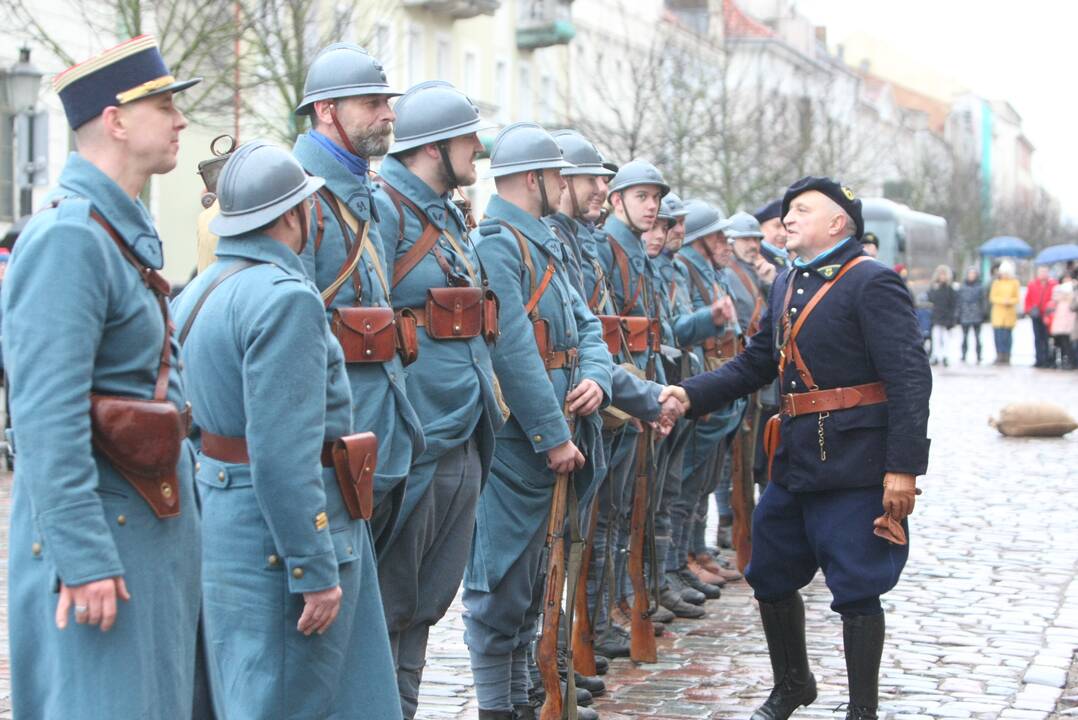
[425,286,484,339]
[331,306,398,363]
[89,394,188,518]
[762,412,781,482]
[533,317,552,361]
[481,289,500,343]
[331,432,377,521]
[395,308,419,365]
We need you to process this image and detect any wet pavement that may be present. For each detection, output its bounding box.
[1,323,1077,719]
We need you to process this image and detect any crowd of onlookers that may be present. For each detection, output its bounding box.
[921,259,1078,369]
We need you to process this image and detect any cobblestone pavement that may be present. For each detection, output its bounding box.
[1,323,1077,720]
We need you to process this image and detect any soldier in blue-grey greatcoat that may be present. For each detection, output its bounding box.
[369,80,504,719]
[464,123,613,720]
[666,177,931,720]
[292,43,424,554]
[173,141,400,719]
[673,202,746,600]
[2,36,202,719]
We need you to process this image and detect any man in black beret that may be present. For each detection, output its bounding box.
[861,232,880,259]
[662,176,931,720]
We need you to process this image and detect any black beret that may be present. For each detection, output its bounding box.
[781,176,863,240]
[753,199,782,224]
[861,231,879,247]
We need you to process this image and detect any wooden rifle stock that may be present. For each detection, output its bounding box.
[571,498,600,677]
[538,354,579,720]
[729,394,761,573]
[628,427,657,663]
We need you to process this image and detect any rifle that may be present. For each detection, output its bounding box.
[729,392,761,573]
[570,497,600,676]
[628,423,657,662]
[537,353,580,720]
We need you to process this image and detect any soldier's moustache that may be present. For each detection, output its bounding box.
[352,125,392,157]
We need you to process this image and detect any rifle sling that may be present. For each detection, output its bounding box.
[178,260,259,345]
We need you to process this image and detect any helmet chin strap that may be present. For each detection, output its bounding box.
[436,140,461,191]
[567,179,582,219]
[619,190,645,235]
[537,170,554,217]
[329,103,362,158]
[297,200,310,255]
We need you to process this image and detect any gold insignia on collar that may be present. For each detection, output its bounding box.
[819,264,840,279]
[314,512,328,531]
[841,186,856,201]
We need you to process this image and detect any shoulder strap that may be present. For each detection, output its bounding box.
[495,219,555,319]
[318,188,391,306]
[674,255,713,305]
[178,260,259,345]
[729,260,765,333]
[86,210,173,401]
[383,181,445,288]
[608,236,640,314]
[780,256,873,388]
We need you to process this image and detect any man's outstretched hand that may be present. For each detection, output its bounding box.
[658,385,691,415]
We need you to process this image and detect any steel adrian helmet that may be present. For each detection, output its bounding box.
[484,122,575,179]
[723,211,765,239]
[209,140,325,237]
[607,159,670,197]
[551,130,615,177]
[682,200,730,244]
[658,192,690,221]
[389,81,496,154]
[296,43,400,115]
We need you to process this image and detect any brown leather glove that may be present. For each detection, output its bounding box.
[882,472,920,522]
[873,514,907,546]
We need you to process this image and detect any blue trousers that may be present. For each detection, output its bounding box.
[993,326,1013,356]
[746,482,909,616]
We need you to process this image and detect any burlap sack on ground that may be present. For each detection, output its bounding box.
[989,402,1078,437]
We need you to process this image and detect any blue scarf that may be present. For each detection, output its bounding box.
[309,130,369,178]
[793,237,851,268]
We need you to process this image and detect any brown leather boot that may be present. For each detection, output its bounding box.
[693,552,743,583]
[687,555,726,586]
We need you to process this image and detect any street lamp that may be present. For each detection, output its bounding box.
[1,47,44,217]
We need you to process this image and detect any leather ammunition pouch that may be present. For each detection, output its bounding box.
[332,306,398,363]
[621,316,660,354]
[702,331,739,372]
[533,317,552,361]
[90,395,189,518]
[424,286,484,340]
[762,412,781,482]
[597,315,623,355]
[331,432,377,521]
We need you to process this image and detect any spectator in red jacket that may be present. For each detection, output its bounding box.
[1025,265,1058,368]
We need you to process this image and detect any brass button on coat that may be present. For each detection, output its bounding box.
[268,554,280,566]
[117,515,127,526]
[31,542,42,556]
[292,567,304,579]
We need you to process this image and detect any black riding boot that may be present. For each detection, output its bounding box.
[842,613,885,720]
[478,709,514,720]
[750,594,817,720]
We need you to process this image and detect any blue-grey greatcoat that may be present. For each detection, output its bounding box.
[372,155,502,540]
[293,133,424,539]
[465,196,613,594]
[173,235,400,719]
[3,153,201,719]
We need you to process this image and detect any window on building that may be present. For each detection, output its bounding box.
[406,24,424,86]
[540,74,555,123]
[463,49,480,98]
[518,62,532,120]
[370,21,392,71]
[436,34,452,82]
[495,59,510,123]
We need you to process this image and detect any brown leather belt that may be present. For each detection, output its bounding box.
[408,306,482,338]
[779,381,887,417]
[544,347,578,370]
[202,431,335,467]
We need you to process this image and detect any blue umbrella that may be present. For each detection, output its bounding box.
[1034,243,1078,264]
[979,236,1032,258]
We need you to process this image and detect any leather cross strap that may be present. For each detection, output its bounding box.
[87,209,173,402]
[729,260,765,335]
[495,219,555,319]
[778,255,873,389]
[178,260,259,345]
[382,182,445,288]
[780,381,886,417]
[608,236,642,315]
[674,255,717,305]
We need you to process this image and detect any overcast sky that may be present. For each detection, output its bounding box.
[795,0,1078,223]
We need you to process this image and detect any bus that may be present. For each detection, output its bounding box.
[861,198,951,304]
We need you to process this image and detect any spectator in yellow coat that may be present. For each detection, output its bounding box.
[989,260,1020,365]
